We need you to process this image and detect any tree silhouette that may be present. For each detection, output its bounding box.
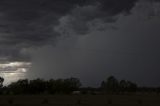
[6,77,81,95]
[101,76,119,94]
[8,79,29,94]
[101,76,138,94]
[106,76,119,93]
[0,77,4,88]
[64,77,81,91]
[119,80,128,93]
[29,79,46,94]
[126,81,137,92]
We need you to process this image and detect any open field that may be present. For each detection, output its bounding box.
[0,95,160,106]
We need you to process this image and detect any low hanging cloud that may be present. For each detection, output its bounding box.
[0,0,139,63]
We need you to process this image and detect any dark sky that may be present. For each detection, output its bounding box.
[0,0,160,86]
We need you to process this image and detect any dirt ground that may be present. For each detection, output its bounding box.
[0,94,160,106]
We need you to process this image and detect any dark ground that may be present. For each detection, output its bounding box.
[0,94,160,106]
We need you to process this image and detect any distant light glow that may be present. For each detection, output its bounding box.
[0,61,32,85]
[0,62,31,69]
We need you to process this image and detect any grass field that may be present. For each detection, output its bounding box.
[0,94,160,106]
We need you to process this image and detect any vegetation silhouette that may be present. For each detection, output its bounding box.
[0,76,4,88]
[100,76,137,94]
[5,77,81,95]
[0,76,160,95]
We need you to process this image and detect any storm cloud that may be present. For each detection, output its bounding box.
[0,0,138,62]
[1,0,160,86]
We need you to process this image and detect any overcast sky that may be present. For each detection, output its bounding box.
[0,0,160,87]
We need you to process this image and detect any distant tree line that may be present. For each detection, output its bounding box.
[0,77,81,95]
[100,76,160,95]
[100,76,137,94]
[0,76,160,95]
